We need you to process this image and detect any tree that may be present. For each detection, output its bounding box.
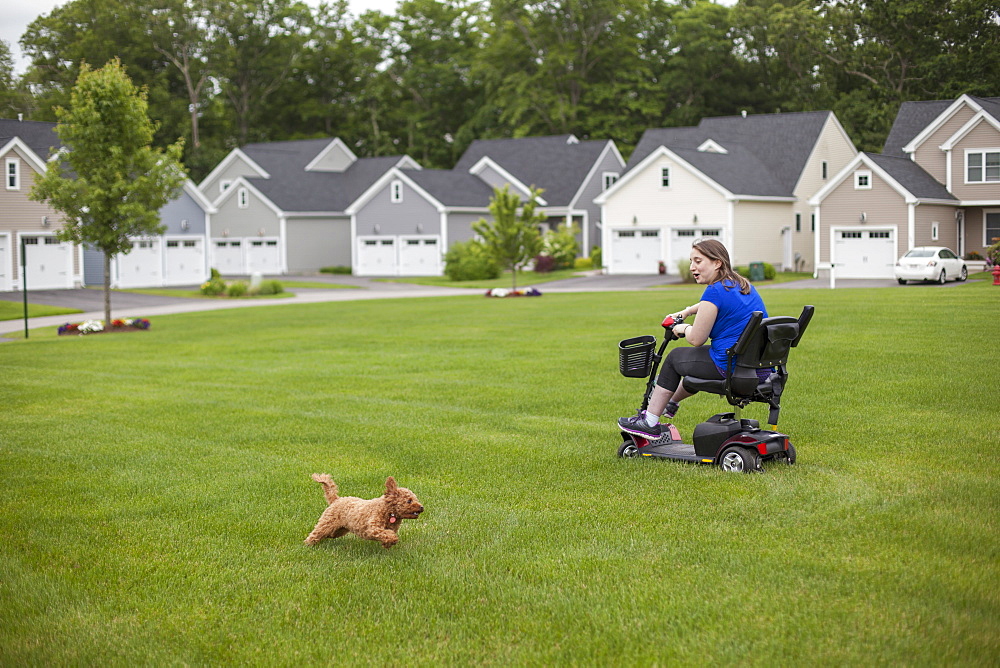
[30,58,186,325]
[473,185,546,290]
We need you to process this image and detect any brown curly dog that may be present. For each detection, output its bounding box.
[304,474,424,549]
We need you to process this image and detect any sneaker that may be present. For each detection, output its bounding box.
[664,401,680,419]
[618,413,662,438]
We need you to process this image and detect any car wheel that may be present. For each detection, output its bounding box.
[897,278,907,285]
[959,266,968,281]
[937,269,946,284]
[719,446,761,473]
[617,439,639,459]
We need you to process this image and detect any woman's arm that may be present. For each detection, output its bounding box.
[672,300,717,346]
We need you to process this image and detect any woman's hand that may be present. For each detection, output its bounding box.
[672,323,693,338]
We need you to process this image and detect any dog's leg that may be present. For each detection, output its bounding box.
[304,511,344,545]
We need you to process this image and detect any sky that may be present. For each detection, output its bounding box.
[0,0,402,75]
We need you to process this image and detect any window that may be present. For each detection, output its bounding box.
[811,214,815,232]
[869,231,890,239]
[219,180,232,193]
[602,172,619,190]
[931,222,939,241]
[841,231,862,239]
[6,158,19,190]
[795,213,801,232]
[854,170,872,190]
[985,212,1000,246]
[676,230,695,237]
[966,150,1000,183]
[391,180,403,203]
[238,187,249,209]
[822,161,828,179]
[661,167,671,188]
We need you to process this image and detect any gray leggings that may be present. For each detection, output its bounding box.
[655,346,723,391]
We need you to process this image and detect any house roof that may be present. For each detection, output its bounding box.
[864,153,956,201]
[453,134,612,206]
[627,111,834,197]
[404,169,495,207]
[0,119,60,159]
[239,138,410,212]
[882,95,1000,156]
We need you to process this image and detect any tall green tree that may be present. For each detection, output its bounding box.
[30,58,186,325]
[0,40,30,118]
[473,185,546,290]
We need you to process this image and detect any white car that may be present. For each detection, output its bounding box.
[894,246,968,284]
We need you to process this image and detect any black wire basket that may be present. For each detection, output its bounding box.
[618,335,656,378]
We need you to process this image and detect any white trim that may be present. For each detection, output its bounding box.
[219,179,233,194]
[467,156,546,205]
[390,179,403,203]
[812,206,821,277]
[569,141,625,210]
[984,208,1000,247]
[346,167,446,215]
[182,179,217,213]
[697,139,728,154]
[792,112,857,195]
[811,154,926,207]
[237,187,249,209]
[214,176,284,217]
[963,147,1000,184]
[394,155,422,170]
[0,137,48,174]
[940,110,1000,151]
[908,203,916,250]
[6,157,19,190]
[854,170,872,190]
[197,148,270,192]
[0,231,9,291]
[595,145,734,205]
[902,95,983,155]
[303,138,358,172]
[932,221,939,241]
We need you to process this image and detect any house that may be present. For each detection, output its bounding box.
[453,134,626,257]
[810,94,1000,279]
[0,119,77,291]
[595,111,858,275]
[82,179,215,288]
[198,133,624,277]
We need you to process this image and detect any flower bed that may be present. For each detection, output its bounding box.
[58,318,151,336]
[484,287,542,298]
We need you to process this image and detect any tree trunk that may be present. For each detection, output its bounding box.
[103,252,112,325]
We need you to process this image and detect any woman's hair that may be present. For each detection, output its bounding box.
[692,238,751,294]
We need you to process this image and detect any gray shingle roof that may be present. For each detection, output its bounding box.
[240,138,407,212]
[626,111,835,197]
[453,134,611,206]
[866,152,956,201]
[0,119,61,159]
[405,169,495,207]
[882,96,1000,156]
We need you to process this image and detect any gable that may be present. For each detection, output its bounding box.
[199,148,270,200]
[304,138,357,172]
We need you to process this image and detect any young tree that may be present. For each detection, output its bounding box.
[30,58,186,325]
[473,185,546,290]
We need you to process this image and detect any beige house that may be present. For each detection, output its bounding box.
[0,120,77,291]
[595,111,858,275]
[810,94,1000,279]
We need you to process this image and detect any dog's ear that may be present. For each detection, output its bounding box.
[385,476,398,494]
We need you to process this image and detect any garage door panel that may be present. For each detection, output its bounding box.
[0,235,8,290]
[165,239,206,285]
[23,236,74,289]
[213,240,244,274]
[116,239,162,288]
[611,229,660,274]
[834,229,895,278]
[398,237,440,276]
[670,228,722,275]
[356,237,397,276]
[247,239,280,275]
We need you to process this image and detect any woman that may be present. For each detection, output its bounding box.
[618,238,768,438]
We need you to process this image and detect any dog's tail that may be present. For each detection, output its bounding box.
[311,473,339,504]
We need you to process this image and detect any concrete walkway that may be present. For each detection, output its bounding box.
[0,272,967,339]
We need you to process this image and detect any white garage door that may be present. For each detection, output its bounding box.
[0,234,8,291]
[165,238,206,285]
[115,238,163,288]
[670,228,722,275]
[246,239,281,275]
[212,240,244,274]
[610,229,661,274]
[356,237,397,276]
[398,237,441,276]
[22,235,74,289]
[834,229,896,278]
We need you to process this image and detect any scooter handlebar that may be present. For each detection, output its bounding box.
[662,314,685,329]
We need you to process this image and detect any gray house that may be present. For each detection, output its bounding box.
[810,94,1000,279]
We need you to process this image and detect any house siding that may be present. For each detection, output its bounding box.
[161,190,207,235]
[817,173,907,264]
[913,105,977,184]
[286,217,350,271]
[355,181,440,237]
[580,146,625,254]
[915,204,959,249]
[202,157,261,200]
[213,189,279,238]
[446,212,487,247]
[949,120,1000,201]
[731,201,792,268]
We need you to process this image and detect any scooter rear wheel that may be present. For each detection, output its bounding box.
[617,439,640,459]
[719,446,761,473]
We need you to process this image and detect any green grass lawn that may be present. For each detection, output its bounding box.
[0,300,81,321]
[2,281,997,665]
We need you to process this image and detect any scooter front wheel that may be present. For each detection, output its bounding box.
[617,439,640,459]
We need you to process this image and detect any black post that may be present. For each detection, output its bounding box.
[20,236,28,339]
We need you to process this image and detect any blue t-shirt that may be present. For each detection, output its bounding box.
[701,279,768,370]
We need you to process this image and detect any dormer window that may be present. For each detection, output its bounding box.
[6,158,19,190]
[854,170,872,190]
[237,187,249,209]
[603,172,619,190]
[966,150,1000,183]
[391,180,403,203]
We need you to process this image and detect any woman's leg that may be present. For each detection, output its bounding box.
[650,347,721,416]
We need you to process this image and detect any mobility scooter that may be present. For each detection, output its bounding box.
[616,305,814,472]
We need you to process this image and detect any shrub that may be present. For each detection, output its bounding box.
[320,266,352,275]
[987,240,1000,266]
[676,260,695,283]
[590,245,602,270]
[541,222,579,269]
[964,251,984,261]
[257,280,284,295]
[735,263,777,281]
[226,281,248,297]
[533,254,557,273]
[200,277,227,296]
[573,256,593,270]
[443,239,501,281]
